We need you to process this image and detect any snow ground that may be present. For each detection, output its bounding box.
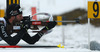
[0,24,100,52]
[0,48,91,52]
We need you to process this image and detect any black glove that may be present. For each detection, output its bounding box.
[42,21,57,30]
[21,17,30,29]
[23,23,30,29]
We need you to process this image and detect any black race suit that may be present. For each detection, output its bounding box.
[0,17,44,45]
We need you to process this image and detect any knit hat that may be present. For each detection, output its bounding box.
[6,4,22,19]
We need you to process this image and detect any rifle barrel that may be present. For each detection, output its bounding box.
[56,20,76,22]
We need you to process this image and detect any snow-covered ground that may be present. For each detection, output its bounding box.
[0,48,91,52]
[0,24,100,52]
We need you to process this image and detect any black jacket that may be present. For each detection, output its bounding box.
[0,17,27,45]
[0,17,44,45]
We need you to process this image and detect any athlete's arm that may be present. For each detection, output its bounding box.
[0,21,26,45]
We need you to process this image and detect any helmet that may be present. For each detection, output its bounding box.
[6,4,22,19]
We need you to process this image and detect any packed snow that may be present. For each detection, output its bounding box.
[0,24,100,52]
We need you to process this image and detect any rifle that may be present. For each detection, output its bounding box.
[13,13,80,33]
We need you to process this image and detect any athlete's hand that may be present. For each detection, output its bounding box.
[42,21,57,30]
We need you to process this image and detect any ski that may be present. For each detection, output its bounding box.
[0,46,58,48]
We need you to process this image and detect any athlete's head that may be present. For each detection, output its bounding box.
[6,4,23,23]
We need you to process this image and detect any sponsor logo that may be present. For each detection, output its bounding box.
[1,26,8,37]
[32,21,41,25]
[13,26,21,30]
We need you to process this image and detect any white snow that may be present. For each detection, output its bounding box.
[0,48,91,52]
[0,24,100,52]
